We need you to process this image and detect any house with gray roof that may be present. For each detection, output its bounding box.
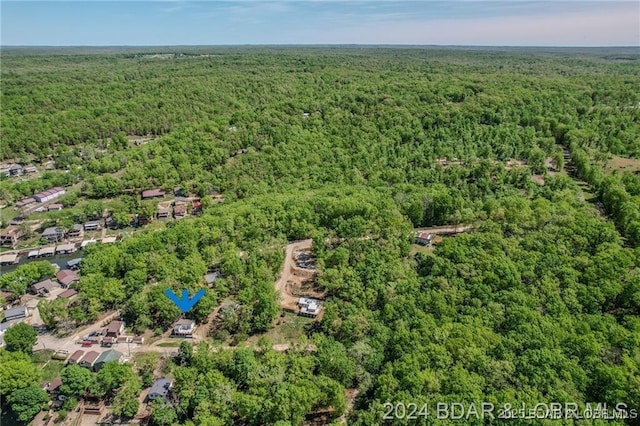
[147,378,172,401]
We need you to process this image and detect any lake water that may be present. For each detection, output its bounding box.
[0,251,81,275]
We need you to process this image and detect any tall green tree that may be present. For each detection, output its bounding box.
[4,323,37,354]
[8,386,49,422]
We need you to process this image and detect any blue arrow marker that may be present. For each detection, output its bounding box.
[164,288,206,313]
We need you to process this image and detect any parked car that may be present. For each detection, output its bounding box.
[81,341,93,347]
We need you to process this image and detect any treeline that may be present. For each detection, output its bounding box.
[2,49,638,160]
[570,142,640,246]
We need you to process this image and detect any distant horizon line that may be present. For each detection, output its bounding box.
[2,44,639,49]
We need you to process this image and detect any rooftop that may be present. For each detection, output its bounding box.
[81,351,100,364]
[67,258,82,267]
[175,318,195,327]
[149,378,172,398]
[69,350,85,362]
[42,227,62,236]
[56,243,76,252]
[58,289,78,299]
[95,348,123,364]
[32,279,57,292]
[204,271,221,284]
[0,253,18,263]
[106,320,124,334]
[39,246,56,255]
[142,188,165,198]
[3,306,27,318]
[57,269,80,285]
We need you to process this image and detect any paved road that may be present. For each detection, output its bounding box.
[35,311,120,353]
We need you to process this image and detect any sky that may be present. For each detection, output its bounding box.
[1,1,639,46]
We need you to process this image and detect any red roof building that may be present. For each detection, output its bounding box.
[57,269,80,287]
[58,289,78,299]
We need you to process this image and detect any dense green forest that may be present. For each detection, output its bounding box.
[1,48,639,425]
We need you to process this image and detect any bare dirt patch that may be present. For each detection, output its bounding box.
[605,155,640,173]
[505,159,527,170]
[275,239,315,311]
[531,174,545,185]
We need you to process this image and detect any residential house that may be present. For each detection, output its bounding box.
[157,207,171,219]
[67,224,84,238]
[27,250,40,259]
[101,236,117,244]
[105,320,124,337]
[58,289,78,300]
[298,297,322,318]
[204,271,221,286]
[94,349,123,371]
[56,270,80,287]
[3,306,28,321]
[42,377,62,395]
[30,279,58,296]
[79,351,99,369]
[173,204,187,219]
[142,189,165,199]
[84,221,101,232]
[0,226,25,246]
[68,350,85,364]
[147,378,173,402]
[172,319,196,337]
[42,227,64,243]
[415,232,433,246]
[23,165,38,174]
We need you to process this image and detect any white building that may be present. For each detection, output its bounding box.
[298,297,322,317]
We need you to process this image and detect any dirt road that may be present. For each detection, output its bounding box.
[274,239,312,310]
[413,224,474,235]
